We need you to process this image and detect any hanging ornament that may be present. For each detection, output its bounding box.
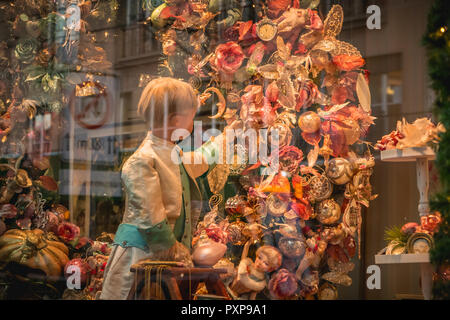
[316,199,341,225]
[226,219,247,246]
[298,111,321,133]
[256,18,278,42]
[229,144,248,175]
[278,237,306,258]
[225,195,247,215]
[267,193,289,217]
[325,157,353,185]
[305,174,333,203]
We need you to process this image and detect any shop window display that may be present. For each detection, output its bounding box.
[0,0,448,302]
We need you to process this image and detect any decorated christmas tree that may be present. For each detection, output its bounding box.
[423,0,450,300]
[146,0,377,299]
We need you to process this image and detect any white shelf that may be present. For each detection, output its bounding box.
[380,146,436,162]
[375,253,430,265]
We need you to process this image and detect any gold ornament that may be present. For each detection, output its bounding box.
[267,193,289,217]
[317,199,341,225]
[256,18,278,42]
[298,111,321,133]
[325,158,353,185]
[305,175,333,203]
[226,219,248,246]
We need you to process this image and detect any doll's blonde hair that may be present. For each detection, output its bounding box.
[256,245,282,272]
[137,77,198,126]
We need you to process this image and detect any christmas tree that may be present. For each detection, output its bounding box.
[147,0,377,299]
[423,0,450,300]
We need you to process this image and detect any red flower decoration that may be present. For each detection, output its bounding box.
[57,222,80,242]
[420,213,442,234]
[332,55,365,71]
[268,269,298,299]
[291,198,313,220]
[214,42,245,75]
[401,222,419,236]
[273,146,304,175]
[296,81,319,111]
[205,224,229,245]
[331,86,348,105]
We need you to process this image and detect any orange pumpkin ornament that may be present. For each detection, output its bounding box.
[0,229,69,279]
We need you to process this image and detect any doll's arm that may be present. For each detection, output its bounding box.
[184,120,244,178]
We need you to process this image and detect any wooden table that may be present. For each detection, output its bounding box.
[127,261,231,300]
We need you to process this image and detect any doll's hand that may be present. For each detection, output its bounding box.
[150,241,193,267]
[168,241,193,267]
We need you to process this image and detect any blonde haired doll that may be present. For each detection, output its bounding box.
[100,78,239,299]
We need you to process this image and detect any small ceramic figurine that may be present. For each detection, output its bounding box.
[230,242,282,299]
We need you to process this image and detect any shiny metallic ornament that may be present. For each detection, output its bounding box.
[256,18,278,42]
[317,199,341,225]
[226,219,247,246]
[192,235,227,267]
[298,111,321,133]
[306,175,333,202]
[278,237,306,258]
[225,195,247,215]
[267,193,289,217]
[326,158,353,185]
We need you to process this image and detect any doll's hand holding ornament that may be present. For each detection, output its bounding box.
[151,241,193,267]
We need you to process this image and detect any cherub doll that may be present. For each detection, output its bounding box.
[230,243,282,300]
[100,78,240,299]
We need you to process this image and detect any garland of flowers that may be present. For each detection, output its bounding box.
[423,0,450,300]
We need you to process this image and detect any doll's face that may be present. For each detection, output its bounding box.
[254,252,271,272]
[170,104,198,135]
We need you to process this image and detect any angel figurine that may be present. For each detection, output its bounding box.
[230,242,282,299]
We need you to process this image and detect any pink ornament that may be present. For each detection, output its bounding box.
[192,238,227,267]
